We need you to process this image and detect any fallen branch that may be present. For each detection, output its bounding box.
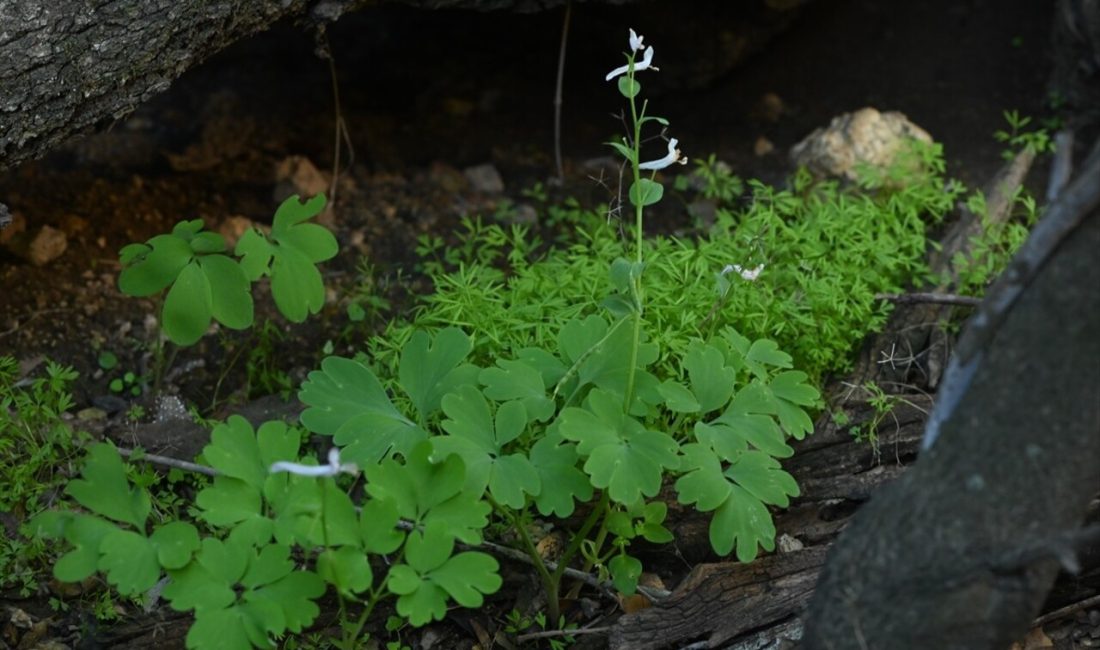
[875,292,981,307]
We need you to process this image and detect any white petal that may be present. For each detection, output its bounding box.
[269,460,338,477]
[629,29,644,52]
[606,46,658,81]
[606,63,631,82]
[639,138,683,170]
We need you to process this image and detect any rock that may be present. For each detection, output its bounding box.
[754,136,776,156]
[428,161,468,193]
[0,208,25,245]
[217,215,256,248]
[464,163,504,194]
[790,107,933,182]
[4,225,68,265]
[273,155,330,202]
[752,92,787,123]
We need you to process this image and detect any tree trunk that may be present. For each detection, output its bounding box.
[801,143,1100,648]
[0,0,352,171]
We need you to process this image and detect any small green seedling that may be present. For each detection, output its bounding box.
[118,195,337,346]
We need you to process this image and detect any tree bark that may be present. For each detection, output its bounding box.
[801,144,1100,648]
[0,0,353,171]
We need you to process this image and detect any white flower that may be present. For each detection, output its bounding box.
[270,448,359,477]
[606,45,658,81]
[722,263,765,282]
[638,137,687,170]
[629,28,644,52]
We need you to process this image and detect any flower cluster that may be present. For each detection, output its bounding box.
[607,29,687,171]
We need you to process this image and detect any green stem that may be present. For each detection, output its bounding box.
[496,501,560,625]
[550,491,609,587]
[621,64,646,413]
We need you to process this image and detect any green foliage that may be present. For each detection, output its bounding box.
[117,195,336,345]
[951,187,1040,293]
[994,110,1055,160]
[0,357,86,592]
[377,141,956,383]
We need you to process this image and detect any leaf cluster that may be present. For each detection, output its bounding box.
[117,195,336,345]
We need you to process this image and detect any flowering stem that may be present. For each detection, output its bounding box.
[622,62,645,413]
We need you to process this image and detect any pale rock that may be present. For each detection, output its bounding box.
[6,225,68,265]
[754,136,776,156]
[428,161,468,193]
[273,155,330,200]
[217,215,255,248]
[790,107,933,181]
[464,163,505,194]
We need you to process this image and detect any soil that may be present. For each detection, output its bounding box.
[3,0,1095,648]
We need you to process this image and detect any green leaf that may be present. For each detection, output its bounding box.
[657,380,699,413]
[606,140,637,164]
[270,245,325,323]
[430,551,501,607]
[189,231,226,254]
[389,525,501,626]
[99,528,159,595]
[247,568,324,634]
[162,261,213,345]
[559,389,679,504]
[196,477,266,531]
[118,233,193,297]
[744,339,793,378]
[320,480,361,546]
[400,328,477,421]
[528,434,593,517]
[766,371,820,439]
[241,544,294,590]
[675,443,733,512]
[255,420,301,469]
[617,76,641,99]
[265,194,336,322]
[366,442,490,544]
[97,351,118,370]
[437,386,540,507]
[66,443,149,530]
[629,178,664,207]
[185,608,252,650]
[202,416,267,490]
[479,359,555,422]
[271,194,328,241]
[53,514,116,584]
[609,554,642,595]
[235,228,274,281]
[709,485,776,562]
[299,356,424,465]
[359,498,405,555]
[684,342,738,413]
[712,384,792,458]
[151,521,201,570]
[199,254,253,330]
[725,450,799,507]
[317,546,373,595]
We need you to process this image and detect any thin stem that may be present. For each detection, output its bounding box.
[551,491,609,587]
[553,0,572,182]
[494,499,560,625]
[621,62,645,412]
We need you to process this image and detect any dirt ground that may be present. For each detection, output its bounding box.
[4,0,1094,648]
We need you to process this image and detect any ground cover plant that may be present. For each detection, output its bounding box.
[9,27,1050,650]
